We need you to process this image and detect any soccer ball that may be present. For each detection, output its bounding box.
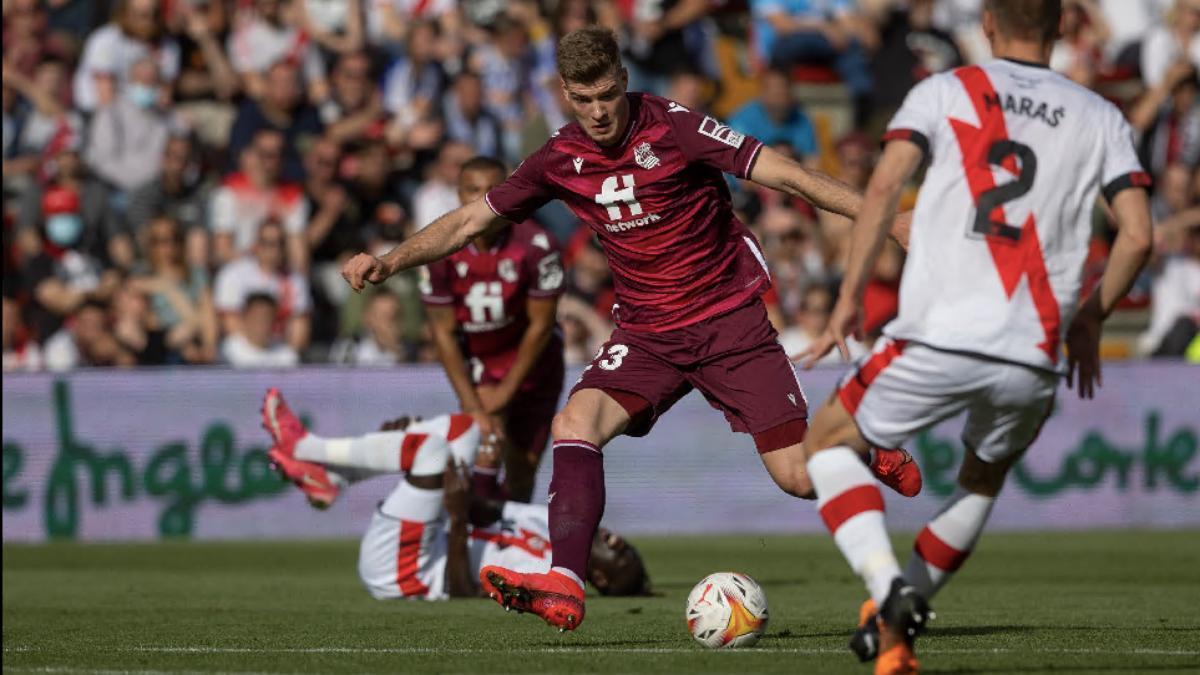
[685,572,769,648]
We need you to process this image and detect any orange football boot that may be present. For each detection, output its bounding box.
[871,448,923,497]
[480,566,586,632]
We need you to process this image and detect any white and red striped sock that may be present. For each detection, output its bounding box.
[905,488,994,598]
[295,431,449,476]
[808,447,901,605]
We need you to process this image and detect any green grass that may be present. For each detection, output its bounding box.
[4,532,1199,674]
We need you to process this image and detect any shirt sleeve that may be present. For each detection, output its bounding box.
[883,74,943,158]
[484,146,554,223]
[420,260,454,304]
[1099,106,1152,203]
[666,105,765,179]
[523,230,565,298]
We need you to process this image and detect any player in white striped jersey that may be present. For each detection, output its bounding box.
[794,2,1154,673]
[259,389,650,601]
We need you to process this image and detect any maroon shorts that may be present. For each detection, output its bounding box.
[569,299,808,452]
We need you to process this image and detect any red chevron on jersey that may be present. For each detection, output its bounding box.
[950,66,1061,362]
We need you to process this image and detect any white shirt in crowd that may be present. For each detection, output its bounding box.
[227,14,326,83]
[412,180,458,231]
[1138,255,1200,355]
[43,330,81,372]
[221,334,299,368]
[329,334,401,366]
[209,176,308,255]
[1141,24,1200,89]
[213,257,311,316]
[72,24,180,112]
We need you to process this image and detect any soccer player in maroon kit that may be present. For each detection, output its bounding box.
[343,27,920,632]
[422,156,566,502]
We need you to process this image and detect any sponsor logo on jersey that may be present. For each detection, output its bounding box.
[604,212,662,233]
[573,157,584,174]
[698,116,745,149]
[498,258,518,283]
[455,262,469,278]
[634,142,660,170]
[667,101,690,113]
[531,233,550,250]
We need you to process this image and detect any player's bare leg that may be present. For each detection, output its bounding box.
[804,396,932,673]
[481,388,631,631]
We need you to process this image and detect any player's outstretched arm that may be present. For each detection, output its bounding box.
[798,140,924,368]
[749,145,914,249]
[1066,188,1153,399]
[341,199,509,292]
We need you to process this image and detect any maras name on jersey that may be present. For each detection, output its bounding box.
[982,90,1065,127]
[605,212,662,233]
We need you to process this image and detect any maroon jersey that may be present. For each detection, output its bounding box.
[485,93,769,332]
[421,221,565,388]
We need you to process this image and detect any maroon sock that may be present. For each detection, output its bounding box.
[471,467,508,501]
[547,440,605,583]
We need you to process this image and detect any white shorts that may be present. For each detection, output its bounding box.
[839,339,1057,463]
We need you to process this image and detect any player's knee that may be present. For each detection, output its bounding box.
[551,407,597,445]
[773,466,816,500]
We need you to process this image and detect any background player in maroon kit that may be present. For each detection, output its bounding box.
[422,157,566,502]
[343,27,919,632]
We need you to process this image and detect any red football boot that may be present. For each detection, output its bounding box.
[480,566,586,632]
[871,448,923,497]
[268,446,340,509]
[261,388,307,456]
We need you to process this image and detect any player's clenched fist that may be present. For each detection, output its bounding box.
[341,253,388,292]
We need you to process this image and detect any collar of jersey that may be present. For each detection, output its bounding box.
[1000,57,1050,70]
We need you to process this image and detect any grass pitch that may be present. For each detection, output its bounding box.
[3,531,1198,674]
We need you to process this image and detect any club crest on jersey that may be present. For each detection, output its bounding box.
[634,142,660,170]
[498,258,518,283]
[573,157,584,174]
[455,262,470,278]
[698,116,745,149]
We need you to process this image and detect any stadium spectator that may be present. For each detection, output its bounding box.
[381,19,445,154]
[749,0,875,123]
[623,0,714,94]
[221,292,301,368]
[72,0,180,113]
[170,0,239,104]
[778,284,865,363]
[21,184,121,342]
[329,289,409,365]
[728,68,819,164]
[133,216,219,365]
[85,57,188,195]
[471,16,535,162]
[110,279,172,365]
[365,0,462,53]
[867,0,963,131]
[349,142,408,253]
[413,141,473,231]
[1,57,84,190]
[301,138,359,343]
[318,51,385,145]
[213,219,311,356]
[1141,0,1200,88]
[2,295,42,372]
[210,129,309,270]
[296,0,366,57]
[1139,222,1200,356]
[227,0,329,101]
[442,71,502,159]
[43,299,135,370]
[1128,61,1200,180]
[127,136,211,238]
[227,60,324,182]
[663,70,713,114]
[1049,0,1110,87]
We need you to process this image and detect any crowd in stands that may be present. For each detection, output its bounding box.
[3,0,1198,371]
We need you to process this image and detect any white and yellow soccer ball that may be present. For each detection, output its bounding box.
[685,572,769,648]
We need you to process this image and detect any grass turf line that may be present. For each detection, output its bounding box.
[4,532,1199,674]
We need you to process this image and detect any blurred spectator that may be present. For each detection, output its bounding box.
[110,279,171,365]
[15,145,117,265]
[227,60,324,182]
[729,68,818,164]
[349,142,408,253]
[133,216,219,364]
[750,0,874,123]
[227,0,329,101]
[664,70,713,113]
[472,17,534,162]
[1139,223,1200,356]
[329,289,409,364]
[867,0,962,130]
[127,136,211,238]
[297,0,366,56]
[319,51,385,145]
[382,19,446,154]
[221,292,301,367]
[20,184,122,342]
[73,0,180,113]
[2,295,42,372]
[1098,0,1171,64]
[170,0,239,105]
[413,141,473,231]
[442,70,502,158]
[210,129,309,270]
[366,0,461,51]
[1129,61,1200,179]
[759,206,828,315]
[624,0,714,94]
[213,219,311,356]
[302,138,358,342]
[1,57,84,189]
[1050,0,1110,87]
[85,57,188,195]
[778,284,865,363]
[1141,0,1200,88]
[816,131,876,267]
[44,299,135,370]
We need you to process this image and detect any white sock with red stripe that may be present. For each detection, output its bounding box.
[808,447,901,605]
[294,414,477,476]
[905,487,994,598]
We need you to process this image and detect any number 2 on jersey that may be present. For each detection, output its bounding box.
[973,140,1037,241]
